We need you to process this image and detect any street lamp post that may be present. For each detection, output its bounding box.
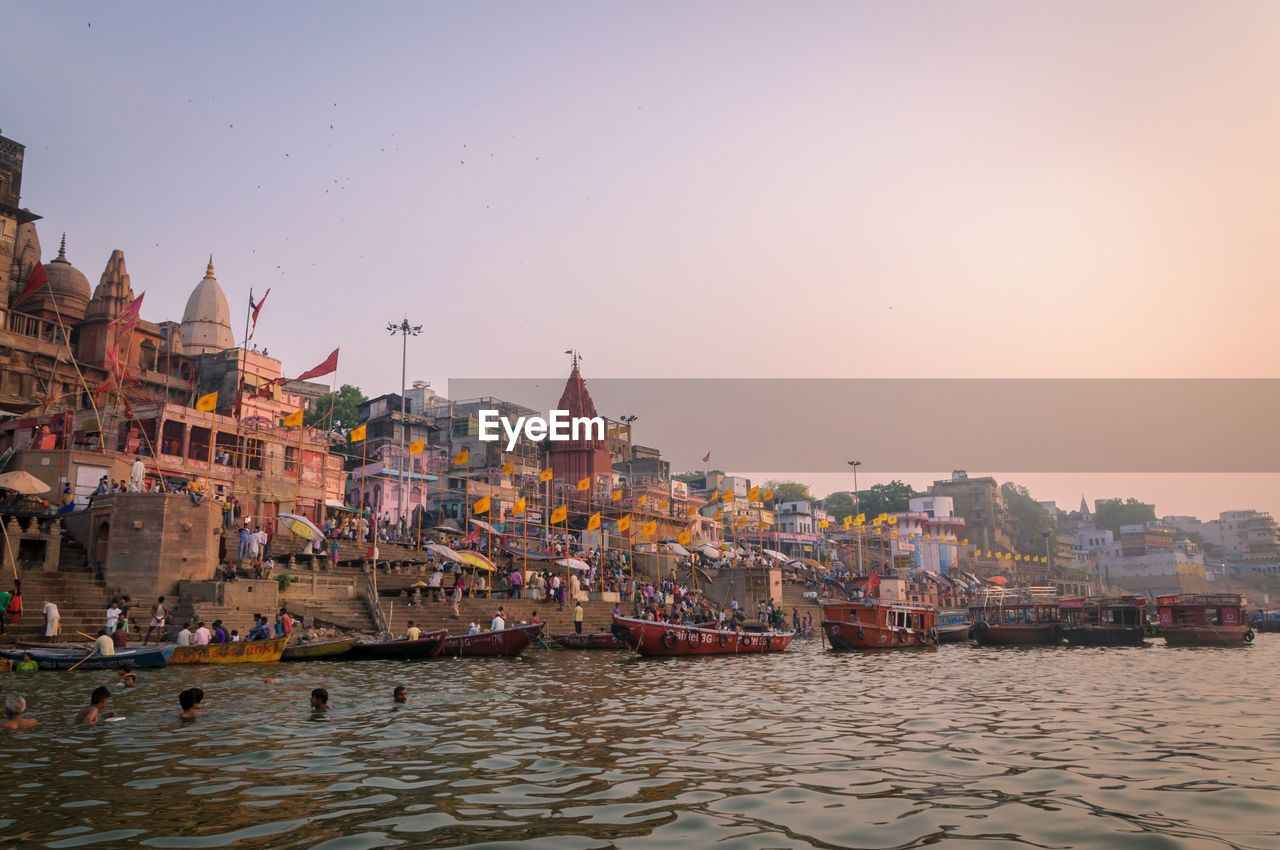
[848,460,862,574]
[388,318,423,527]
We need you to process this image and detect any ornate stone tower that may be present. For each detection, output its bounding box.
[0,132,43,303]
[549,354,613,502]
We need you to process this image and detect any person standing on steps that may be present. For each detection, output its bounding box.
[574,601,584,634]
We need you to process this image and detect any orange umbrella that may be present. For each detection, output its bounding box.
[987,575,1009,585]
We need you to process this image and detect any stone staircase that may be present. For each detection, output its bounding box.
[1,543,117,645]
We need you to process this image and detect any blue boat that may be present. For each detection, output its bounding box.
[0,645,174,670]
[935,608,971,642]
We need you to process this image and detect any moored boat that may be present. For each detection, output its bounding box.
[1250,609,1280,633]
[0,645,174,670]
[935,608,971,643]
[169,636,290,664]
[347,628,448,660]
[549,631,627,650]
[440,623,543,657]
[970,602,1062,646]
[1157,594,1254,646]
[1060,596,1148,646]
[611,614,794,657]
[280,637,359,661]
[821,598,938,649]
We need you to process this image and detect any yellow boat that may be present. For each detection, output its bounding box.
[169,636,289,664]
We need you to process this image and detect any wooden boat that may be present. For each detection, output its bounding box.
[1060,596,1148,646]
[440,623,543,657]
[611,614,794,657]
[169,636,290,664]
[1157,594,1254,646]
[549,631,627,650]
[821,598,938,650]
[346,628,448,660]
[280,637,359,661]
[970,602,1062,646]
[0,645,174,670]
[935,608,971,643]
[1249,609,1280,633]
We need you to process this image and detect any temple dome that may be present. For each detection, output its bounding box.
[180,257,234,354]
[26,235,91,321]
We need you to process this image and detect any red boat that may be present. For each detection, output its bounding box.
[611,614,794,657]
[821,598,938,649]
[549,631,627,650]
[1059,596,1148,646]
[1157,594,1254,646]
[440,623,543,657]
[970,602,1062,646]
[347,628,448,660]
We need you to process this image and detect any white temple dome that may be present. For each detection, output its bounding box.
[179,257,234,354]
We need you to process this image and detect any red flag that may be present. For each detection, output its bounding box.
[248,288,270,339]
[13,261,48,305]
[110,292,145,332]
[867,571,881,598]
[293,348,339,382]
[702,451,711,463]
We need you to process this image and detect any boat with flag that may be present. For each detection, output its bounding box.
[0,645,174,670]
[1157,594,1254,646]
[821,598,938,649]
[440,623,543,657]
[347,628,448,660]
[610,614,794,656]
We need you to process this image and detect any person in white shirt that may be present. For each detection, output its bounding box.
[105,602,122,634]
[176,623,193,646]
[467,622,480,635]
[43,601,61,637]
[193,622,211,645]
[129,455,145,492]
[490,608,506,632]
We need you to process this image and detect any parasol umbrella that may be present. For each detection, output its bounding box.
[987,575,1009,585]
[433,525,464,536]
[469,518,498,534]
[555,557,590,571]
[456,550,495,572]
[662,542,691,557]
[426,543,466,563]
[0,470,50,495]
[697,544,722,559]
[278,512,324,541]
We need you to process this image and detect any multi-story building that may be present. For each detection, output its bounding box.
[928,470,1012,552]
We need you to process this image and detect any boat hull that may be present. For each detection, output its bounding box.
[1062,626,1146,646]
[169,636,290,664]
[935,623,971,643]
[612,615,793,656]
[972,622,1061,646]
[549,632,627,650]
[440,623,542,657]
[1161,625,1253,646]
[823,620,936,649]
[0,646,173,670]
[347,629,448,660]
[280,637,359,661]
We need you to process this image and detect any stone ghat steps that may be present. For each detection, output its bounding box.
[0,569,120,645]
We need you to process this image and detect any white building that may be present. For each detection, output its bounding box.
[775,500,815,534]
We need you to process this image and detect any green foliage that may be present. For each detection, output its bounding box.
[673,470,723,488]
[763,480,812,504]
[1093,497,1157,534]
[822,491,857,523]
[852,480,921,519]
[276,573,295,592]
[1002,482,1057,559]
[304,384,367,432]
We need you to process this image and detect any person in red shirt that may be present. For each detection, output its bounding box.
[279,608,293,637]
[112,622,127,649]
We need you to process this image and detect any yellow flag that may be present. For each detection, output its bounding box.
[986,551,992,558]
[453,448,468,466]
[708,488,719,501]
[577,477,590,491]
[551,504,567,524]
[891,530,899,538]
[611,489,622,502]
[659,500,669,511]
[587,512,600,530]
[408,439,424,455]
[722,488,735,503]
[855,512,866,526]
[473,495,490,515]
[678,530,691,545]
[748,486,760,502]
[512,496,526,515]
[762,488,774,501]
[887,515,897,525]
[643,520,656,536]
[735,516,746,528]
[540,467,553,482]
[617,514,631,532]
[686,505,697,517]
[962,538,969,545]
[843,515,852,529]
[284,409,304,428]
[195,391,217,412]
[819,519,829,528]
[349,424,367,442]
[502,461,515,475]
[638,494,647,506]
[924,533,931,540]
[713,510,723,521]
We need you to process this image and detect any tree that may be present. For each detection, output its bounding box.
[854,480,921,519]
[822,491,857,523]
[673,470,723,489]
[1093,498,1157,535]
[1002,482,1057,558]
[305,384,367,432]
[763,480,813,504]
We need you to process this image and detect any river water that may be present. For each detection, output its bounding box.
[3,636,1279,849]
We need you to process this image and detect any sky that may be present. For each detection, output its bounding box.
[4,1,1278,519]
